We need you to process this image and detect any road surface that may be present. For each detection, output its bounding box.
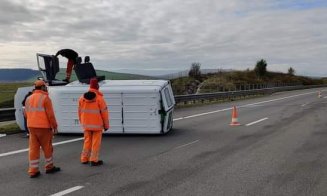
[1,88,327,196]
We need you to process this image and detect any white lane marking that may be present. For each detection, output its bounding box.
[173,108,231,121]
[0,134,6,138]
[301,103,308,107]
[243,104,263,108]
[0,137,83,158]
[174,140,199,150]
[0,149,27,158]
[52,137,84,146]
[246,118,269,126]
[240,91,315,108]
[49,186,84,196]
[174,91,316,121]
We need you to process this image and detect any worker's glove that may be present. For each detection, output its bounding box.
[104,129,108,132]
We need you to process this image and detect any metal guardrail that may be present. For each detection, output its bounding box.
[1,84,326,122]
[0,108,16,122]
[174,84,327,104]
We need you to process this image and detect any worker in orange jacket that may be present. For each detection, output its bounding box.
[25,80,61,178]
[78,78,109,166]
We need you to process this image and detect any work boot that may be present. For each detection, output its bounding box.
[81,161,89,164]
[46,166,61,174]
[62,78,70,83]
[30,171,41,178]
[22,133,29,138]
[90,160,103,166]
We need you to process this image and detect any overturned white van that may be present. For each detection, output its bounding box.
[15,54,175,134]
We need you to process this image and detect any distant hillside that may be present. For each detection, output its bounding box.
[0,68,155,82]
[0,69,39,82]
[171,70,327,95]
[157,69,233,79]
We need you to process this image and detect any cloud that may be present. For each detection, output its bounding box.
[0,0,326,76]
[0,0,38,25]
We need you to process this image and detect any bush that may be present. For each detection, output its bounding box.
[171,77,199,95]
[188,63,202,80]
[254,59,267,77]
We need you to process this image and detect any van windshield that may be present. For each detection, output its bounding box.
[164,88,173,109]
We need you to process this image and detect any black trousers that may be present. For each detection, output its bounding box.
[23,115,29,134]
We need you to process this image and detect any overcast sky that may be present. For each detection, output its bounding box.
[0,0,326,76]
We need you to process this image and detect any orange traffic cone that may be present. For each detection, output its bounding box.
[318,91,322,98]
[230,106,241,126]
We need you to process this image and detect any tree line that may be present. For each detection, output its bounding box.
[188,59,296,79]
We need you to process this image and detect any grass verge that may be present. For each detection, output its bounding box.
[0,82,32,108]
[0,123,21,134]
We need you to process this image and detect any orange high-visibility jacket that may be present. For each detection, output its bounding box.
[25,90,58,129]
[78,88,109,131]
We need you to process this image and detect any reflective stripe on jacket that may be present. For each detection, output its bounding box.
[25,90,58,129]
[78,89,109,131]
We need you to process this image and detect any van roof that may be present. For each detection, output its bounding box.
[67,80,169,88]
[49,80,170,94]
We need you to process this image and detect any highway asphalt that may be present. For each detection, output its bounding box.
[1,88,327,196]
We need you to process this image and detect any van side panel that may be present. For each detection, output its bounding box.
[15,80,174,134]
[50,88,125,134]
[50,90,82,133]
[102,92,123,133]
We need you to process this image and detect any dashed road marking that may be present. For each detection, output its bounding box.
[246,118,269,126]
[49,186,84,196]
[174,140,199,150]
[243,104,263,108]
[173,108,231,121]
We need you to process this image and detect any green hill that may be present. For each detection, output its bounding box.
[0,69,39,82]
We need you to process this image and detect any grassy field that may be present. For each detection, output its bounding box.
[0,122,21,134]
[0,82,32,108]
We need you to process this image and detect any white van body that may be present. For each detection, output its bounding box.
[15,80,175,134]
